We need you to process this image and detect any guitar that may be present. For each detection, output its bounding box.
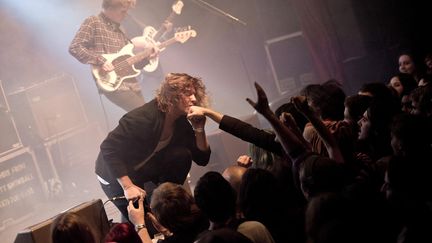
[142,0,184,72]
[92,28,197,92]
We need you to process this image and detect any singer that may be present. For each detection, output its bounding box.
[95,73,211,219]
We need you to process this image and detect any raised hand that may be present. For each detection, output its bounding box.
[246,82,271,115]
[291,95,313,115]
[123,184,146,202]
[237,155,253,168]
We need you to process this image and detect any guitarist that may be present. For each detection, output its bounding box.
[69,0,172,112]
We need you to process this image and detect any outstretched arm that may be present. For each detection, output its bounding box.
[187,106,284,155]
[246,82,309,162]
[291,96,344,164]
[188,106,223,123]
[246,83,313,190]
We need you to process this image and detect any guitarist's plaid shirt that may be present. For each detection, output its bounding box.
[69,13,140,92]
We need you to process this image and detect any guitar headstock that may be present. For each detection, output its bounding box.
[174,26,197,43]
[172,0,184,15]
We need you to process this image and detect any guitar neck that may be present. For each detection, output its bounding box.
[128,48,153,65]
[157,36,179,49]
[153,13,177,41]
[153,0,182,41]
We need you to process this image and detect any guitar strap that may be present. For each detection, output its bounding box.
[101,13,133,44]
[118,26,133,44]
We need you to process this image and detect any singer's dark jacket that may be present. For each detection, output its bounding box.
[95,99,211,184]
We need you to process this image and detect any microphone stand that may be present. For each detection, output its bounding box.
[190,0,247,26]
[190,0,256,103]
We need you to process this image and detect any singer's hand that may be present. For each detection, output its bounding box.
[124,184,146,202]
[187,106,206,130]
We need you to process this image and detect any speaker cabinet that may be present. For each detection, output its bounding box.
[0,80,22,155]
[264,31,317,95]
[14,199,110,243]
[43,123,104,197]
[7,73,88,144]
[0,148,45,232]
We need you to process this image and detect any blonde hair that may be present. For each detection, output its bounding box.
[156,73,209,112]
[102,0,136,10]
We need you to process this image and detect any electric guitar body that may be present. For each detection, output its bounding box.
[92,44,144,92]
[92,27,197,92]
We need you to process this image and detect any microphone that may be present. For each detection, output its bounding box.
[109,195,152,212]
[109,195,140,205]
[110,195,126,201]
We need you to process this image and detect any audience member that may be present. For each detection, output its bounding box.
[239,168,304,243]
[150,182,209,243]
[51,212,95,243]
[343,94,372,134]
[104,222,142,243]
[387,72,418,99]
[398,51,424,84]
[299,80,356,164]
[382,155,432,243]
[194,171,275,243]
[410,85,432,117]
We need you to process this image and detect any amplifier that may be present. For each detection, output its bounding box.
[14,199,110,243]
[0,80,22,155]
[7,74,88,144]
[43,123,104,197]
[0,147,45,233]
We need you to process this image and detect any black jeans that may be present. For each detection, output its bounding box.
[103,89,145,112]
[100,145,193,220]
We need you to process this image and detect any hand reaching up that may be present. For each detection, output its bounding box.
[246,82,272,116]
[237,155,253,168]
[291,95,315,117]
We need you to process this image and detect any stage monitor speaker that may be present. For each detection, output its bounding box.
[8,73,88,143]
[43,123,104,197]
[264,31,316,95]
[0,80,22,155]
[0,147,45,234]
[14,199,110,243]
